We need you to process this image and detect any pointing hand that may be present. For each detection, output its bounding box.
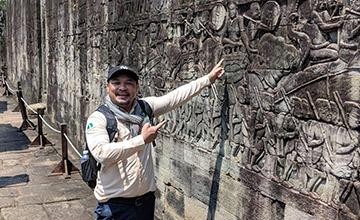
[208,59,225,83]
[141,121,167,144]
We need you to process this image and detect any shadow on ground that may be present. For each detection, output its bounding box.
[0,174,29,188]
[0,101,7,113]
[0,124,30,152]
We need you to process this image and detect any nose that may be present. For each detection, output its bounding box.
[113,82,127,91]
[117,84,127,91]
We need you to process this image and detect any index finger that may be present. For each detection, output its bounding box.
[155,120,167,130]
[216,59,224,67]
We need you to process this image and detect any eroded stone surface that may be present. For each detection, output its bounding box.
[1,205,49,220]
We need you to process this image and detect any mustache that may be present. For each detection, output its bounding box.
[115,92,130,96]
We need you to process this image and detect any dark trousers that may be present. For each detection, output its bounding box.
[94,192,155,220]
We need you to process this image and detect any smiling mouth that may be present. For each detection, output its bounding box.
[116,94,129,99]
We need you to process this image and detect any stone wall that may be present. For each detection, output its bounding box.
[0,0,5,72]
[5,0,360,219]
[6,0,42,101]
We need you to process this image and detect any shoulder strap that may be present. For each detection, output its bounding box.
[137,99,156,146]
[138,99,154,124]
[96,105,118,142]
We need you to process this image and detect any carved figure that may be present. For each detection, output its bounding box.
[247,109,266,172]
[0,10,4,23]
[179,8,195,47]
[211,4,226,32]
[222,2,247,54]
[339,1,360,62]
[192,90,207,143]
[149,22,160,47]
[164,24,181,82]
[242,1,265,55]
[245,2,261,41]
[252,34,298,90]
[298,164,327,199]
[176,103,192,139]
[311,0,343,43]
[328,126,358,180]
[284,3,340,64]
[193,11,210,44]
[199,87,214,148]
[186,99,197,139]
[229,102,250,158]
[287,12,311,69]
[246,88,277,180]
[275,114,298,182]
[260,1,281,31]
[326,0,343,18]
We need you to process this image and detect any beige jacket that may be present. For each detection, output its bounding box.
[85,75,211,202]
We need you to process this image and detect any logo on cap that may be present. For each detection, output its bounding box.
[119,65,130,70]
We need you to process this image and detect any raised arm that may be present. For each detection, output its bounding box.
[142,59,225,116]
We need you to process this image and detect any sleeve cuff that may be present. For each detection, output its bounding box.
[132,135,146,150]
[202,75,211,86]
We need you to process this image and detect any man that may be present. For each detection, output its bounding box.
[86,60,225,219]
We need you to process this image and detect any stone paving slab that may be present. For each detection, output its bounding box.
[43,200,94,220]
[2,205,49,220]
[0,188,18,197]
[0,197,15,209]
[0,88,97,219]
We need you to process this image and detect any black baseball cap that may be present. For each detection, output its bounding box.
[107,65,139,83]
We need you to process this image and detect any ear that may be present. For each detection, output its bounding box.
[106,82,110,93]
[136,84,140,94]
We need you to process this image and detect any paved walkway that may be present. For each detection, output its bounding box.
[0,86,97,219]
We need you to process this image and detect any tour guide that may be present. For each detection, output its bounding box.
[86,60,225,219]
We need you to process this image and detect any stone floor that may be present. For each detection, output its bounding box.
[0,86,97,219]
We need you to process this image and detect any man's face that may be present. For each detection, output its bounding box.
[106,73,139,112]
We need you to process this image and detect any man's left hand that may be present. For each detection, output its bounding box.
[208,59,225,83]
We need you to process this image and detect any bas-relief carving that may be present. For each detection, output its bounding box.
[0,7,5,72]
[108,0,360,216]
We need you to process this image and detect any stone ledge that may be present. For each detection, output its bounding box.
[26,103,46,116]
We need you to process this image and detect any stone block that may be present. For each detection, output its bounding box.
[190,167,213,205]
[284,205,321,220]
[184,193,239,220]
[183,143,215,173]
[184,195,209,220]
[163,185,185,219]
[153,154,172,185]
[161,135,184,162]
[169,159,192,196]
